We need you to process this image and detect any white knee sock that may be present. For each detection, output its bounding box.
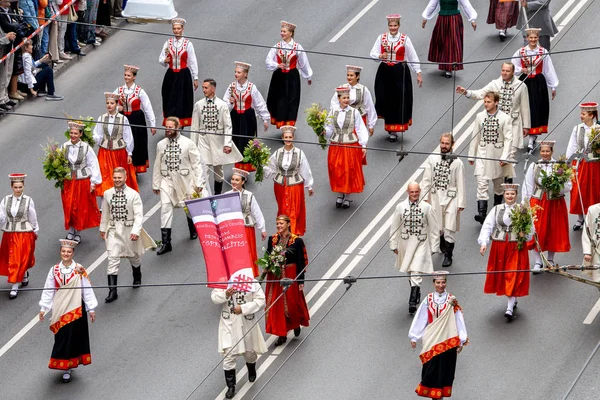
[533,251,542,265]
[547,251,555,263]
[11,283,18,291]
[529,136,536,147]
[507,296,517,311]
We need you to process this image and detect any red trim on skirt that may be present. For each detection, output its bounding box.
[234,162,257,172]
[529,126,548,135]
[270,118,296,129]
[95,148,139,196]
[327,142,365,194]
[61,178,101,231]
[385,119,412,132]
[484,239,530,297]
[273,181,306,236]
[528,194,570,252]
[162,117,192,127]
[570,159,600,215]
[49,354,91,371]
[265,264,310,337]
[416,384,452,399]
[245,226,259,277]
[135,160,149,174]
[0,231,36,283]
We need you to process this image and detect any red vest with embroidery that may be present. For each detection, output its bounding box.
[380,33,407,66]
[167,38,189,71]
[53,264,78,287]
[118,85,142,114]
[520,47,545,77]
[426,292,454,323]
[230,81,254,113]
[276,42,298,72]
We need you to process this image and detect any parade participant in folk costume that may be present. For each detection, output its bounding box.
[582,202,600,283]
[457,62,530,183]
[158,18,199,127]
[39,239,97,383]
[487,0,520,41]
[264,215,310,347]
[93,92,139,200]
[478,184,531,320]
[61,121,102,243]
[566,102,600,230]
[421,133,466,268]
[152,116,209,255]
[370,14,423,142]
[223,61,270,172]
[211,284,268,399]
[265,20,313,128]
[114,64,157,173]
[390,182,440,314]
[421,0,477,78]
[522,141,571,273]
[100,167,155,303]
[226,168,266,277]
[467,91,512,224]
[191,78,242,195]
[324,86,369,209]
[511,28,559,154]
[0,173,38,299]
[409,271,468,399]
[329,65,377,136]
[264,126,314,236]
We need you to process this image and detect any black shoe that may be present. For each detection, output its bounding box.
[9,289,18,299]
[132,266,142,288]
[408,286,419,314]
[439,234,447,254]
[342,199,351,209]
[493,194,504,207]
[442,240,454,268]
[389,133,398,142]
[62,370,72,383]
[187,217,198,240]
[0,103,12,111]
[274,336,287,346]
[246,363,257,382]
[573,219,584,231]
[504,309,514,321]
[444,71,452,78]
[335,195,344,208]
[105,275,118,303]
[294,327,301,337]
[474,200,488,224]
[6,100,16,107]
[21,271,29,287]
[225,369,236,399]
[157,228,172,255]
[214,181,223,195]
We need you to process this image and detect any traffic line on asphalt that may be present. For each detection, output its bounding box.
[583,297,600,325]
[556,0,590,29]
[329,0,379,43]
[0,201,162,360]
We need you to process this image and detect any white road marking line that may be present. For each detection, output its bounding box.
[0,200,162,360]
[557,0,590,29]
[329,0,379,43]
[305,254,349,303]
[553,0,579,22]
[583,297,600,325]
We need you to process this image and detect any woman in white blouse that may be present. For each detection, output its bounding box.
[265,20,313,129]
[370,14,422,142]
[158,18,199,127]
[0,174,38,299]
[264,126,314,236]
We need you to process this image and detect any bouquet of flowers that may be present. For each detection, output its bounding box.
[183,191,202,217]
[64,115,96,147]
[305,102,329,150]
[540,155,573,199]
[589,127,600,158]
[257,241,288,281]
[41,138,70,189]
[509,202,540,250]
[242,139,271,182]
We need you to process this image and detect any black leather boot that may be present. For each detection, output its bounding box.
[105,275,118,303]
[225,369,236,399]
[409,286,418,314]
[493,194,504,206]
[474,200,488,224]
[187,217,198,240]
[246,362,257,382]
[132,266,142,288]
[415,286,421,305]
[442,240,454,268]
[214,181,223,195]
[156,228,172,255]
[439,234,447,254]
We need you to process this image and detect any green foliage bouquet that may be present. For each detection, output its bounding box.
[510,203,540,250]
[41,139,70,189]
[242,139,271,182]
[540,156,573,199]
[305,103,329,150]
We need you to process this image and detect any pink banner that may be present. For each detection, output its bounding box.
[185,193,256,291]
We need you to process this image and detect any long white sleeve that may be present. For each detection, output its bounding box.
[542,51,559,89]
[86,146,102,185]
[390,203,403,251]
[39,267,55,313]
[251,84,271,122]
[250,195,266,233]
[263,152,278,180]
[354,109,369,147]
[522,162,535,202]
[295,43,313,80]
[28,198,39,234]
[266,46,279,71]
[455,309,468,344]
[299,150,314,189]
[459,0,477,21]
[123,115,134,155]
[0,197,6,228]
[241,286,266,315]
[408,300,429,342]
[478,206,497,246]
[582,209,594,256]
[370,35,383,60]
[511,49,523,76]
[223,85,234,111]
[422,0,440,20]
[363,87,377,129]
[81,275,98,312]
[211,288,228,304]
[404,36,421,73]
[158,40,169,66]
[566,125,578,158]
[139,88,156,128]
[92,119,103,145]
[186,41,199,80]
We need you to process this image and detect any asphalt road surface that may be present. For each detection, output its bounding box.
[0,0,599,399]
